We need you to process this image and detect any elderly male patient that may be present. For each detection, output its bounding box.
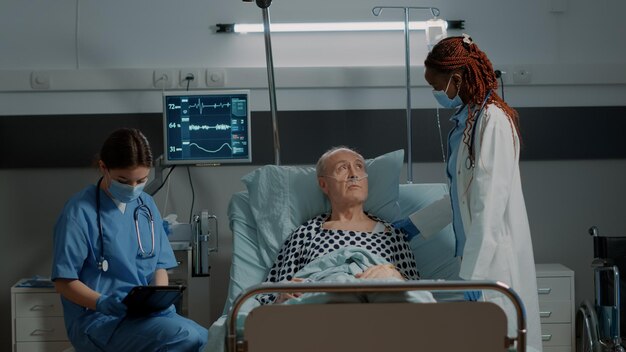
[257,146,420,304]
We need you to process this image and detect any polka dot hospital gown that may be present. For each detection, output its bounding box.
[258,213,419,304]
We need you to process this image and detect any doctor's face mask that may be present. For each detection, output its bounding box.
[432,75,463,108]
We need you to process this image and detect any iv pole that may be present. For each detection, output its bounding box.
[372,6,441,184]
[244,0,281,165]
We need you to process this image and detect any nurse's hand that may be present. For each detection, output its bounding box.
[96,294,127,317]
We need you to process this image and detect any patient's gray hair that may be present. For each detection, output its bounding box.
[316,146,364,177]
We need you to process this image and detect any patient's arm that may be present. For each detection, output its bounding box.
[275,278,305,303]
[355,264,405,280]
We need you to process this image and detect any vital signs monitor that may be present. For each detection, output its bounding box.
[162,90,251,165]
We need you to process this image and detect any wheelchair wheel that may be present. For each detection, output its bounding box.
[577,300,601,352]
[614,345,626,352]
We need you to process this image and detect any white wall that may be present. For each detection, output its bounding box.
[1,0,626,113]
[2,0,626,70]
[1,0,626,349]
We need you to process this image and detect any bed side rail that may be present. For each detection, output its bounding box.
[226,280,526,352]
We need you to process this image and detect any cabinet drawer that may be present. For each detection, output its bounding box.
[168,250,189,280]
[15,293,64,317]
[540,323,571,346]
[16,317,68,342]
[174,249,188,262]
[537,277,571,301]
[16,341,72,352]
[538,301,572,323]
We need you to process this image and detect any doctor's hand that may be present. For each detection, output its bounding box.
[96,294,127,317]
[464,290,482,301]
[356,264,404,280]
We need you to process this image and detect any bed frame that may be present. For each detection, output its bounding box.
[227,281,526,352]
[216,177,528,352]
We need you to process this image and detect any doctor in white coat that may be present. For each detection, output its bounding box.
[422,35,542,352]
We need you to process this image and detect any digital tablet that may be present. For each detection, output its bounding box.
[122,285,186,316]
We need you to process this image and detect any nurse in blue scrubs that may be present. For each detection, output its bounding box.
[52,128,207,351]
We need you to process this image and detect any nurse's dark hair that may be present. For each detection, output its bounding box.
[425,36,521,153]
[98,128,153,169]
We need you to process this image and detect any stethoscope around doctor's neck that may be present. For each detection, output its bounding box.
[464,89,493,170]
[95,177,155,272]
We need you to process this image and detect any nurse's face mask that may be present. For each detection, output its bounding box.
[108,179,145,203]
[104,169,146,203]
[432,75,463,108]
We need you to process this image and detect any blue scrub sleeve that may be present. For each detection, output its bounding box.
[156,231,177,270]
[52,214,89,280]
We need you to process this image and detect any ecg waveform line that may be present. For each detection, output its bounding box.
[187,99,231,114]
[189,124,231,131]
[188,142,233,154]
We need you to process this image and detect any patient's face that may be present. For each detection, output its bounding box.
[319,149,369,207]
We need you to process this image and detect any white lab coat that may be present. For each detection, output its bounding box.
[454,104,542,352]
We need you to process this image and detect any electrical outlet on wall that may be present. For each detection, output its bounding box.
[513,67,532,84]
[30,71,51,89]
[494,67,509,84]
[206,69,225,87]
[153,70,174,89]
[179,70,200,89]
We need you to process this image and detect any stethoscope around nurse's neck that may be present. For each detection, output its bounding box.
[95,177,155,272]
[465,90,493,170]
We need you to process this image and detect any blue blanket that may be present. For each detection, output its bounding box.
[282,247,435,304]
[205,247,434,352]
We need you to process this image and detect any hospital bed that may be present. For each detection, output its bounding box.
[207,150,527,352]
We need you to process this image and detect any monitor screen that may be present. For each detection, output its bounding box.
[162,90,251,165]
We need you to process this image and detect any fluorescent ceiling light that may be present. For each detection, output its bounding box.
[232,21,448,33]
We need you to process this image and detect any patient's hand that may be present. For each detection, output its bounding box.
[275,278,305,304]
[355,264,404,280]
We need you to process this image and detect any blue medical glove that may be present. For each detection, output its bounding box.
[96,294,127,317]
[464,290,482,301]
[392,218,421,241]
[162,220,171,236]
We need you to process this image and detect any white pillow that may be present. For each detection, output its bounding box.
[241,149,404,268]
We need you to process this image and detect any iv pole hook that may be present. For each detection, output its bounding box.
[371,6,441,183]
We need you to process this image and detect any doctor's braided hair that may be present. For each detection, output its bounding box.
[99,128,153,169]
[425,36,520,159]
